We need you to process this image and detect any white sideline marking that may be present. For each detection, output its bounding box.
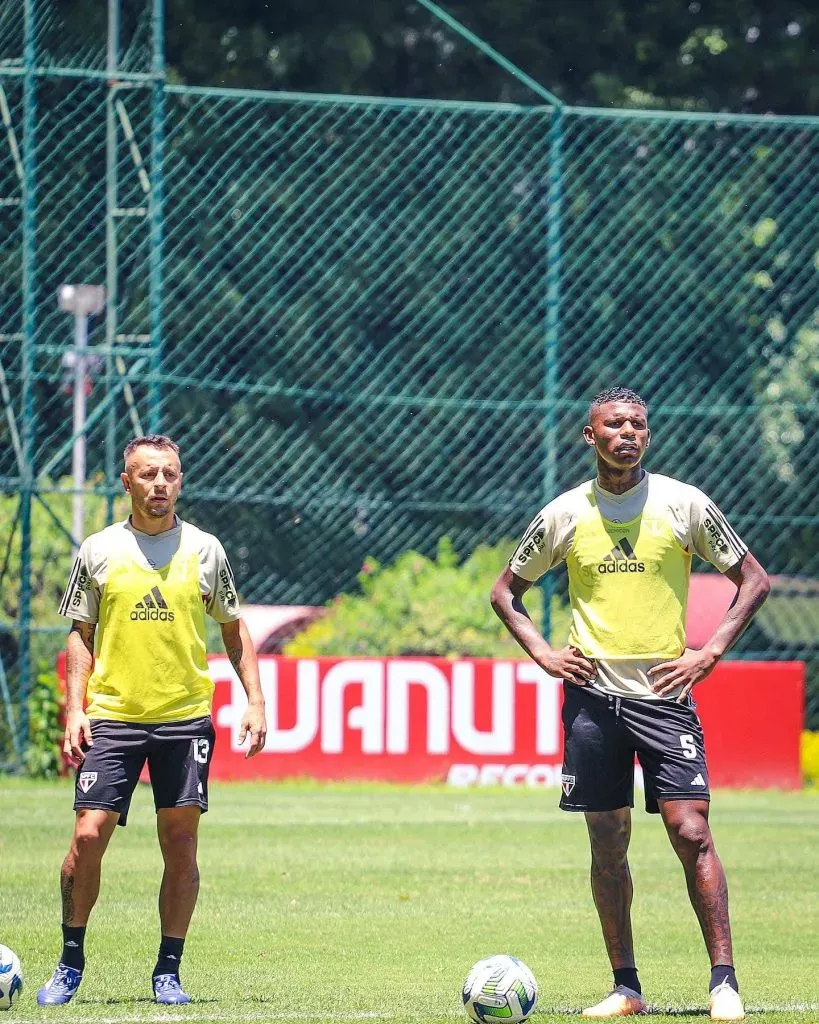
[12,1008,819,1023]
[13,1015,391,1024]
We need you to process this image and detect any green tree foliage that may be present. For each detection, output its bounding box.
[24,667,63,778]
[285,536,569,657]
[44,0,819,114]
[7,0,817,643]
[158,0,819,114]
[0,487,129,673]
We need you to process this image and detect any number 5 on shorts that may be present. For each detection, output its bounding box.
[679,734,697,760]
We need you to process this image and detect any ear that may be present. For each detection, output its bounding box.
[120,471,130,492]
[645,430,651,448]
[582,424,596,448]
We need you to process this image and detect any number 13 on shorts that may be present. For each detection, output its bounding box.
[192,738,210,764]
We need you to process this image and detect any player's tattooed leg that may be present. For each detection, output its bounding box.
[660,799,733,966]
[60,869,76,925]
[584,808,636,969]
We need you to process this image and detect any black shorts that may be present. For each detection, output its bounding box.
[74,716,215,826]
[560,685,710,814]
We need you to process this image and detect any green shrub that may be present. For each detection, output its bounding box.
[286,537,569,658]
[24,667,64,779]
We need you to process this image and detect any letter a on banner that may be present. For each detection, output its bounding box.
[321,661,385,754]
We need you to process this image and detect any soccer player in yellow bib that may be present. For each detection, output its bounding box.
[37,435,267,1007]
[492,388,770,1022]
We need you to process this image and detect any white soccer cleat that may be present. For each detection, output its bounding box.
[582,985,647,1017]
[709,979,745,1021]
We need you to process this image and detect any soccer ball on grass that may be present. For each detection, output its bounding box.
[0,946,23,1011]
[462,954,538,1022]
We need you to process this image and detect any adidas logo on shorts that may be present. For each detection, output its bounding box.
[131,586,175,621]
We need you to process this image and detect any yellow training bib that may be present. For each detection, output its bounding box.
[86,533,212,722]
[566,499,691,659]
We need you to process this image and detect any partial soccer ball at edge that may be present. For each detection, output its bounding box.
[462,954,538,1023]
[0,945,23,1011]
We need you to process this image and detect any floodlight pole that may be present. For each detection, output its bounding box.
[58,284,105,553]
[71,311,89,552]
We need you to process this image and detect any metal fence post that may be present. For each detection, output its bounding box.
[541,103,564,644]
[18,0,39,761]
[105,0,120,522]
[148,0,165,432]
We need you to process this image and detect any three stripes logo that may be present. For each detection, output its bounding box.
[598,537,646,574]
[130,585,175,622]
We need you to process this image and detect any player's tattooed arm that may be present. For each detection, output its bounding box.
[64,620,96,765]
[220,618,267,758]
[66,621,95,706]
[491,567,596,685]
[650,550,770,700]
[68,618,95,657]
[221,623,244,675]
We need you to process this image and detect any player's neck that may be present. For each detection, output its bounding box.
[595,464,645,496]
[129,509,178,536]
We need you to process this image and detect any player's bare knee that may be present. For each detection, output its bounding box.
[586,812,631,866]
[159,828,198,865]
[669,814,712,857]
[589,829,628,860]
[70,823,108,861]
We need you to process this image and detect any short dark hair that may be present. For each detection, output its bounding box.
[123,434,180,464]
[588,387,647,423]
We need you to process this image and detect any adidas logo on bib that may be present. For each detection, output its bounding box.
[598,538,645,574]
[131,585,175,622]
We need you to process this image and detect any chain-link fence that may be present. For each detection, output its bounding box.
[2,0,818,765]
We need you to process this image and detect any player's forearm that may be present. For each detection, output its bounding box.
[65,622,95,712]
[221,619,264,707]
[491,579,555,663]
[703,553,770,661]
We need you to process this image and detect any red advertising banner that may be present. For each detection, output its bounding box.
[207,657,804,789]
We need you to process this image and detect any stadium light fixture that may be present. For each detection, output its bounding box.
[57,285,106,552]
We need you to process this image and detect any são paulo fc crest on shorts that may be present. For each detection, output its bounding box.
[78,771,98,793]
[561,773,576,796]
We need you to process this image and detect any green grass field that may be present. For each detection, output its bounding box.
[1,781,817,1023]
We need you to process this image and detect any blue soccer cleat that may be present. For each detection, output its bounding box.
[37,963,83,1005]
[153,974,191,1004]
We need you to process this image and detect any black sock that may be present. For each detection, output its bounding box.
[613,967,641,994]
[153,936,185,979]
[710,965,738,993]
[60,925,86,972]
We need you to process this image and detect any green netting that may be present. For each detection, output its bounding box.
[1,0,819,764]
[160,91,552,602]
[1,0,155,75]
[0,2,24,68]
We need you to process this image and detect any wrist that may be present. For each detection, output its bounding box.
[534,648,556,670]
[701,646,722,666]
[247,698,265,709]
